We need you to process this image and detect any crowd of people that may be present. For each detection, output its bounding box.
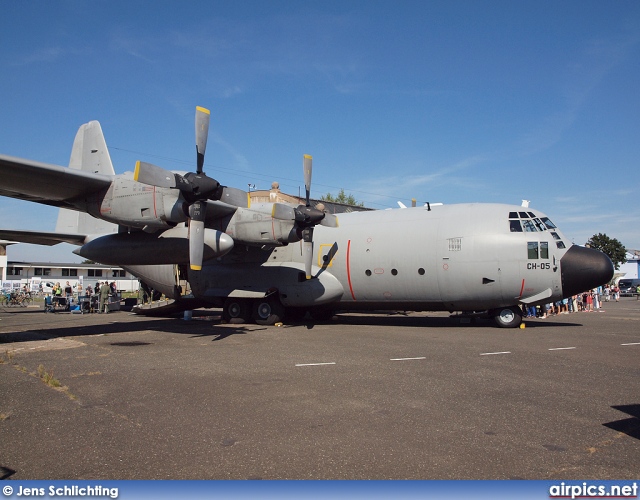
[45,281,118,313]
[522,284,619,319]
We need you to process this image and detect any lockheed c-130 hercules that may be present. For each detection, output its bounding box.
[0,106,613,327]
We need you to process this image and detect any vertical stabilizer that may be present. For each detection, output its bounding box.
[55,121,118,236]
[68,120,115,175]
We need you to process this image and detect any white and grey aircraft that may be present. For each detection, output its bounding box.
[0,107,613,327]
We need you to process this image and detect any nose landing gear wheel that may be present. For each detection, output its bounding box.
[491,306,523,328]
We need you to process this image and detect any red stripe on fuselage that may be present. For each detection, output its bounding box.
[347,239,356,300]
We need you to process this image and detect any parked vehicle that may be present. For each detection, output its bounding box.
[618,278,640,296]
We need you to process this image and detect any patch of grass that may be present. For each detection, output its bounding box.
[37,364,61,388]
[0,350,14,364]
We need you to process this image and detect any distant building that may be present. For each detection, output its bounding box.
[248,182,371,214]
[616,249,640,281]
[2,259,139,292]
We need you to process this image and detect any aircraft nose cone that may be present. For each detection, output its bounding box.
[560,245,614,297]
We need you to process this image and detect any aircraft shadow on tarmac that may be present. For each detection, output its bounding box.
[603,404,640,441]
[0,313,256,345]
[0,309,586,347]
[323,312,584,329]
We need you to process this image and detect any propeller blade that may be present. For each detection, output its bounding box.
[303,227,314,279]
[134,161,179,189]
[219,186,250,208]
[303,154,312,206]
[272,203,296,221]
[320,213,339,228]
[188,201,206,270]
[195,106,210,174]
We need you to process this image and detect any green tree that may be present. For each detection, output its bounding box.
[321,188,364,207]
[586,233,626,270]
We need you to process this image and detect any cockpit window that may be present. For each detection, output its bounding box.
[540,217,557,229]
[509,212,548,232]
[510,220,522,232]
[540,241,549,259]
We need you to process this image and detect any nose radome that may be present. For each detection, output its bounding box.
[560,245,614,298]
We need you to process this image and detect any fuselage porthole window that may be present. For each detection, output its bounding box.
[418,268,425,275]
[365,269,372,276]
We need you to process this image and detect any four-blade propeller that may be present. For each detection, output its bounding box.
[134,107,226,271]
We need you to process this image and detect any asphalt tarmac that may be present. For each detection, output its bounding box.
[1,299,639,479]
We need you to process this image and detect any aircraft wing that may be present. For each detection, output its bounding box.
[0,229,88,246]
[0,154,113,209]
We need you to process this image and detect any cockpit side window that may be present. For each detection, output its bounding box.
[541,217,557,229]
[510,220,522,232]
[540,241,549,259]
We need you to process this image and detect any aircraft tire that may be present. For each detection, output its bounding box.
[491,306,522,328]
[222,298,250,324]
[253,297,285,326]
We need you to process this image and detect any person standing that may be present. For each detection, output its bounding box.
[99,281,110,313]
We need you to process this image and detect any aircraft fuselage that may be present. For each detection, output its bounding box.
[129,202,612,326]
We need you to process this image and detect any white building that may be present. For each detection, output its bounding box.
[1,255,139,293]
[616,249,640,281]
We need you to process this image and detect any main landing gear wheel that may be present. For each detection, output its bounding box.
[222,298,250,324]
[252,297,285,326]
[491,306,523,328]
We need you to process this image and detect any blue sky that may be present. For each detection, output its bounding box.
[1,0,639,262]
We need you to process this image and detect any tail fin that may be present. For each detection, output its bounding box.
[55,121,118,236]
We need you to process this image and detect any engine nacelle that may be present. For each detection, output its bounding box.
[87,176,186,230]
[222,207,299,246]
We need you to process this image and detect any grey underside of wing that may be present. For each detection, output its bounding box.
[0,154,112,208]
[0,229,87,246]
